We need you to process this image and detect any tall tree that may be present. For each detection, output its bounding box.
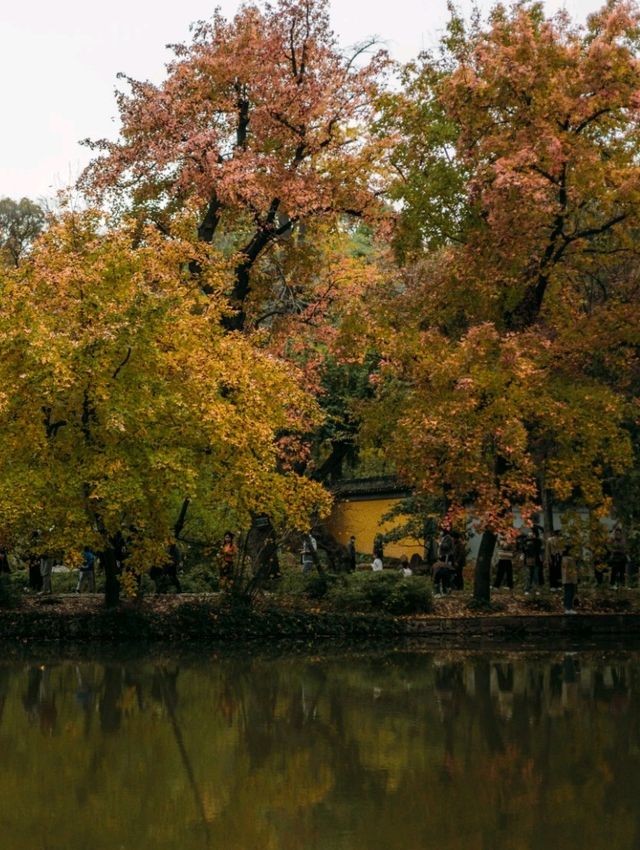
[0,212,329,604]
[79,0,391,563]
[358,0,640,600]
[0,197,45,267]
[79,0,388,332]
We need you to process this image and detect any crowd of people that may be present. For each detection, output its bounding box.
[340,525,634,615]
[0,530,243,597]
[0,523,634,609]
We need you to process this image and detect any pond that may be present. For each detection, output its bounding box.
[1,646,639,850]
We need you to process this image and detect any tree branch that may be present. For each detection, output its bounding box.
[112,347,132,380]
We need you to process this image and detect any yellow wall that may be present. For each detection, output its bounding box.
[324,497,423,560]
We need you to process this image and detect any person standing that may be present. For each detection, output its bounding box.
[609,527,628,588]
[301,533,318,574]
[493,536,514,589]
[546,530,563,590]
[524,527,544,593]
[220,531,238,589]
[561,544,579,614]
[347,535,357,572]
[438,529,455,566]
[451,531,466,590]
[40,554,54,595]
[373,534,384,562]
[76,547,96,593]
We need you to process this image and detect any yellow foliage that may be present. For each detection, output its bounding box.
[0,211,330,559]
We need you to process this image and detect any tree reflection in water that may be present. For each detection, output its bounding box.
[0,649,639,850]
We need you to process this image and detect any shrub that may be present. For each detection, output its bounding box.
[275,569,339,600]
[0,574,22,608]
[384,576,434,615]
[179,564,220,594]
[329,571,432,615]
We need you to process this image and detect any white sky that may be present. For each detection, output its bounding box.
[0,0,606,200]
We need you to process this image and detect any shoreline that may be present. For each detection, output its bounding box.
[2,595,640,644]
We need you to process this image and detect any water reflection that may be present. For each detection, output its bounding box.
[1,649,639,849]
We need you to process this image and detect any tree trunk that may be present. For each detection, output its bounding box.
[102,547,120,608]
[311,439,350,483]
[541,484,554,535]
[174,497,190,538]
[474,530,496,604]
[241,517,281,600]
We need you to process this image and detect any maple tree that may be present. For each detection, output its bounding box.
[79,0,388,333]
[0,211,329,604]
[77,0,392,562]
[357,0,640,599]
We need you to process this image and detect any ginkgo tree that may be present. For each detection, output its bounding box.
[0,211,329,604]
[357,0,640,600]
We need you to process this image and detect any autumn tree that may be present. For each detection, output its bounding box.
[0,197,45,267]
[79,0,388,332]
[358,0,640,600]
[0,212,329,604]
[76,0,392,567]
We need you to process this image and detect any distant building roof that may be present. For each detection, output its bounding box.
[331,476,412,500]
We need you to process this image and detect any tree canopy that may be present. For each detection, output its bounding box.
[0,211,329,578]
[0,197,45,268]
[3,0,640,604]
[79,0,389,332]
[352,0,640,596]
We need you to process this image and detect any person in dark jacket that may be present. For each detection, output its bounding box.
[451,531,466,590]
[524,526,544,592]
[608,527,628,588]
[347,536,357,572]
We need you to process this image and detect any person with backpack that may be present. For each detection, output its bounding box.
[438,529,454,565]
[76,547,96,593]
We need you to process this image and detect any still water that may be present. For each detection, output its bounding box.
[1,646,639,850]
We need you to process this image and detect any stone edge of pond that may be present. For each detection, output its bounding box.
[1,601,640,643]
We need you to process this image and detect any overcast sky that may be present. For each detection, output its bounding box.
[0,0,606,200]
